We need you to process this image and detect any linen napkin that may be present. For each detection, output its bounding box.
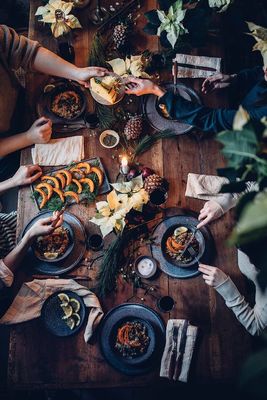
[160,319,198,382]
[31,136,84,166]
[0,278,103,342]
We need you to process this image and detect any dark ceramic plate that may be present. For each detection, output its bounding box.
[142,83,201,135]
[32,220,75,263]
[161,224,205,268]
[41,290,86,337]
[21,211,86,275]
[151,214,215,279]
[99,303,165,376]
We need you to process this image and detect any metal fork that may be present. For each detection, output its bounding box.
[187,246,199,266]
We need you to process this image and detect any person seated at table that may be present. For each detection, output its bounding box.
[196,197,267,336]
[0,24,108,181]
[125,64,267,134]
[0,164,63,290]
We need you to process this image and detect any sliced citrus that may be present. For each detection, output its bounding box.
[72,178,82,194]
[72,313,81,327]
[174,226,188,236]
[35,188,48,209]
[55,172,66,189]
[57,169,72,185]
[90,166,103,186]
[58,293,70,305]
[65,317,75,330]
[61,304,73,318]
[36,182,53,200]
[41,175,60,189]
[53,187,65,202]
[69,298,80,313]
[43,84,56,93]
[64,191,79,203]
[79,178,94,193]
[43,252,59,259]
[76,162,91,174]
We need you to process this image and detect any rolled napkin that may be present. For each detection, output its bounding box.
[0,278,103,342]
[31,136,84,166]
[160,319,198,382]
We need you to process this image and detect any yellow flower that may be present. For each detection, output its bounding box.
[35,0,82,38]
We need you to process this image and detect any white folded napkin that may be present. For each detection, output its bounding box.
[160,319,198,382]
[0,278,103,343]
[185,173,229,200]
[31,136,84,166]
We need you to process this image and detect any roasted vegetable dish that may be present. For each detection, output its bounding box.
[115,321,150,358]
[33,160,105,211]
[34,226,70,260]
[165,226,199,264]
[51,90,82,119]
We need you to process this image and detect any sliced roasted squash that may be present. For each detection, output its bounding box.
[171,238,184,251]
[70,168,85,178]
[76,162,91,174]
[55,172,66,189]
[166,237,179,254]
[79,178,94,193]
[53,187,65,202]
[41,175,60,189]
[35,188,48,209]
[36,182,53,200]
[90,166,104,186]
[57,170,72,185]
[64,191,79,203]
[72,178,82,194]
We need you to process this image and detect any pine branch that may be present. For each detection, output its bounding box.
[96,103,116,129]
[133,129,177,159]
[88,33,108,68]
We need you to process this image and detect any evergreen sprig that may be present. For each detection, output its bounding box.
[133,129,177,159]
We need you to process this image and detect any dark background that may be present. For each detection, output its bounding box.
[0,1,267,400]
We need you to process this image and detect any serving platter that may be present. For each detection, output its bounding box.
[99,303,165,376]
[22,211,86,275]
[142,83,201,135]
[151,214,215,279]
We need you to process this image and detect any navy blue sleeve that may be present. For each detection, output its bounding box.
[159,91,237,133]
[235,67,264,93]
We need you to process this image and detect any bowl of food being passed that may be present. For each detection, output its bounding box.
[46,82,86,121]
[162,224,205,268]
[89,73,125,106]
[33,221,75,263]
[111,317,156,366]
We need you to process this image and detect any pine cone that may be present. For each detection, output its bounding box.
[124,115,143,140]
[113,23,129,49]
[144,174,165,195]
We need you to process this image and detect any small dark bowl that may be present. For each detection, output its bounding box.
[161,224,205,268]
[46,82,87,121]
[110,317,156,366]
[32,221,75,264]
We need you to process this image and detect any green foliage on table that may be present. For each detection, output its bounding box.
[133,129,177,159]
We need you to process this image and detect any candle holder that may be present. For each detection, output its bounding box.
[116,156,130,182]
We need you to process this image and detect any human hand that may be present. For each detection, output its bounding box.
[26,117,52,144]
[197,200,224,228]
[198,263,228,287]
[11,165,42,186]
[202,73,237,94]
[27,212,63,240]
[75,66,109,88]
[125,77,165,97]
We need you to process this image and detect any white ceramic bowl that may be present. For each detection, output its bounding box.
[99,130,120,149]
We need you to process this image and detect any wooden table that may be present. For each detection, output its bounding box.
[8,0,252,390]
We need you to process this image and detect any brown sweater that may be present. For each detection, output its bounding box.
[0,25,40,133]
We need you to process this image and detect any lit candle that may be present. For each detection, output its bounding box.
[121,156,129,175]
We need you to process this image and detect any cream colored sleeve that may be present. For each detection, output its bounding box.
[215,277,267,336]
[0,259,14,289]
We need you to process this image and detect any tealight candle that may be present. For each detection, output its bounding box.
[135,256,157,279]
[120,156,129,175]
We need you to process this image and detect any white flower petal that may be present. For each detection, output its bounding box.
[107,58,127,76]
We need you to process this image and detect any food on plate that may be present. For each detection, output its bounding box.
[51,90,82,119]
[41,175,60,189]
[90,76,121,104]
[36,182,53,200]
[79,178,94,193]
[34,226,70,260]
[103,134,117,147]
[165,226,199,264]
[115,321,150,358]
[91,166,104,186]
[33,160,106,210]
[57,293,82,330]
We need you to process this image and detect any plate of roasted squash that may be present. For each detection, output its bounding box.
[32,158,110,211]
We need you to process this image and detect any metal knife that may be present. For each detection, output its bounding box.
[173,320,189,380]
[168,325,179,380]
